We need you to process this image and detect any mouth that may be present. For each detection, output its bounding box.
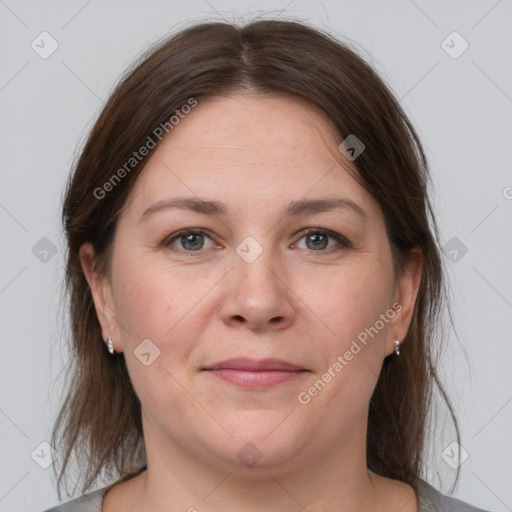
[202,358,309,389]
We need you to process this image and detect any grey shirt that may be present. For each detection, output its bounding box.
[42,479,493,512]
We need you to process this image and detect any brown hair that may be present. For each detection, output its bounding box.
[52,18,459,499]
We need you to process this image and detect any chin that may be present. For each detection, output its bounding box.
[206,411,308,470]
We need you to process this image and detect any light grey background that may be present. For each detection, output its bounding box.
[1,1,511,511]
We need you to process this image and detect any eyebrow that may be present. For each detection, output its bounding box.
[139,196,368,222]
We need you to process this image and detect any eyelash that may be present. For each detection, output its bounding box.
[163,228,352,256]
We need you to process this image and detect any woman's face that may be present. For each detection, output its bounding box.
[82,93,421,473]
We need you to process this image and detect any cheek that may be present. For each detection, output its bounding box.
[296,258,394,406]
[302,260,393,344]
[114,270,173,340]
[110,250,216,383]
[110,257,201,418]
[111,248,206,341]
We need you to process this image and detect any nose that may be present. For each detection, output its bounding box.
[219,243,296,332]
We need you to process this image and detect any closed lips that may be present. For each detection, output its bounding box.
[202,358,306,371]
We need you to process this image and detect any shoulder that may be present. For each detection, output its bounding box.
[416,479,494,512]
[41,485,110,512]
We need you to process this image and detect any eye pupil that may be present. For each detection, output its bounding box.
[306,233,328,250]
[182,233,204,251]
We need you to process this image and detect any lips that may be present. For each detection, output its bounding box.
[203,357,304,371]
[202,358,308,389]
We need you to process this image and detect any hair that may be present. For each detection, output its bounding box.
[52,18,460,500]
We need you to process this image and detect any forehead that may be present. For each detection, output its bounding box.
[168,92,339,149]
[122,93,380,224]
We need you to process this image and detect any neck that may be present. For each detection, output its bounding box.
[130,422,386,512]
[138,464,382,512]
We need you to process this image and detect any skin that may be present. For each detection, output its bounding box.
[80,93,422,512]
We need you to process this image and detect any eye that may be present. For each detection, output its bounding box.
[294,229,352,252]
[165,229,216,253]
[163,228,352,255]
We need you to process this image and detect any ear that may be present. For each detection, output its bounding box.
[385,247,423,356]
[79,242,122,353]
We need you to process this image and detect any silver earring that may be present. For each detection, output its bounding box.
[107,336,114,354]
[394,339,401,356]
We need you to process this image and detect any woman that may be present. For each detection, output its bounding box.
[43,19,492,512]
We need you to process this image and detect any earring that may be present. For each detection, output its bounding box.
[107,336,114,354]
[394,339,401,356]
